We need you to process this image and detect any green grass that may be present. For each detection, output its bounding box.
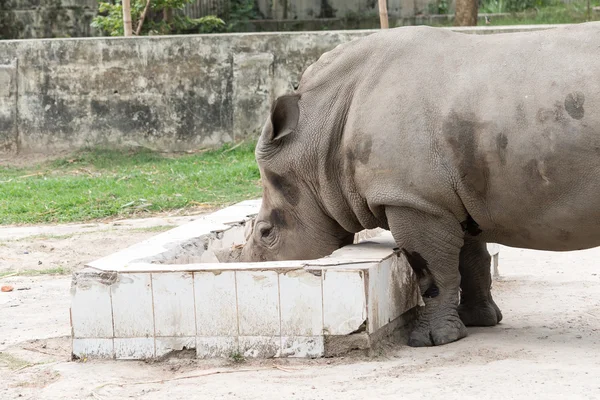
[4,225,177,243]
[430,0,600,26]
[128,225,178,233]
[0,143,262,225]
[13,233,77,241]
[0,267,70,278]
[487,4,600,25]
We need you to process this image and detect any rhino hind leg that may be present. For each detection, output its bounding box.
[386,206,468,347]
[457,237,503,326]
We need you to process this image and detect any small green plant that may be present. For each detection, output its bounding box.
[429,0,450,14]
[480,0,507,14]
[191,15,226,33]
[229,351,245,363]
[92,0,225,36]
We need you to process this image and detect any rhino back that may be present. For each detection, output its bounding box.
[309,23,600,251]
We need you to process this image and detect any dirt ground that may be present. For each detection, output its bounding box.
[0,212,214,275]
[1,217,600,400]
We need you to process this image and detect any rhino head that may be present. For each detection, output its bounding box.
[240,94,355,262]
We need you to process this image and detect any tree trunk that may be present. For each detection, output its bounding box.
[378,0,389,29]
[587,0,591,21]
[163,7,173,24]
[454,0,478,26]
[122,0,133,36]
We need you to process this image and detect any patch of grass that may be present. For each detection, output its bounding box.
[128,225,178,233]
[22,267,70,276]
[487,4,600,25]
[5,225,177,243]
[0,352,33,370]
[15,370,61,387]
[0,143,262,225]
[429,0,600,26]
[0,267,70,278]
[13,233,76,241]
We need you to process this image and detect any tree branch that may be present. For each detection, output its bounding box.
[135,0,152,36]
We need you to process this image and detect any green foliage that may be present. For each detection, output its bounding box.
[479,0,505,13]
[480,0,553,13]
[229,0,258,18]
[506,0,537,12]
[93,2,126,36]
[428,0,450,14]
[226,0,260,31]
[425,0,600,26]
[191,15,226,33]
[508,0,554,12]
[480,0,597,15]
[92,0,225,36]
[91,0,265,35]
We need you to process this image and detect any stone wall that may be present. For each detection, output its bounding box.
[0,25,556,154]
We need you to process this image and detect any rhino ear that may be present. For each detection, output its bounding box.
[268,94,300,141]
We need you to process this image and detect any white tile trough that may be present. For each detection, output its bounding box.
[70,200,500,360]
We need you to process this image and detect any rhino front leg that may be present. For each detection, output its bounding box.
[386,206,467,347]
[457,236,503,326]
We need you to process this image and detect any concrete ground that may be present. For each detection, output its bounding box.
[1,218,600,400]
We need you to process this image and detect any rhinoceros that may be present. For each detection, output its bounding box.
[241,22,600,347]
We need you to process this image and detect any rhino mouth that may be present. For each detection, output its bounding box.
[133,219,384,265]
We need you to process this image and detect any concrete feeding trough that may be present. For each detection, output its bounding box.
[70,200,499,360]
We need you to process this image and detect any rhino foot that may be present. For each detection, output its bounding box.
[458,298,503,327]
[408,310,468,347]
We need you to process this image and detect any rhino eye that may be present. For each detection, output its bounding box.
[259,225,273,238]
[257,223,275,245]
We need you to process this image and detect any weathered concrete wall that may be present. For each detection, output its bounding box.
[1,30,369,154]
[1,0,98,39]
[0,60,17,152]
[0,25,557,154]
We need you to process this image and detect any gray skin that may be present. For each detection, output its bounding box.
[241,22,600,346]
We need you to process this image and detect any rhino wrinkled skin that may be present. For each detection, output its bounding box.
[241,23,600,347]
